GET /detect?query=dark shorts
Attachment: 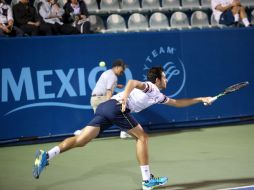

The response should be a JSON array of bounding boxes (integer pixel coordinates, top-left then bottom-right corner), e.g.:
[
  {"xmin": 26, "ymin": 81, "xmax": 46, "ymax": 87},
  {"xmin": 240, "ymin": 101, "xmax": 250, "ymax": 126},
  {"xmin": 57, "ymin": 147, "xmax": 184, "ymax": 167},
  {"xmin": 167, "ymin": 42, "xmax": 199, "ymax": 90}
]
[
  {"xmin": 219, "ymin": 10, "xmax": 235, "ymax": 26},
  {"xmin": 87, "ymin": 99, "xmax": 139, "ymax": 131}
]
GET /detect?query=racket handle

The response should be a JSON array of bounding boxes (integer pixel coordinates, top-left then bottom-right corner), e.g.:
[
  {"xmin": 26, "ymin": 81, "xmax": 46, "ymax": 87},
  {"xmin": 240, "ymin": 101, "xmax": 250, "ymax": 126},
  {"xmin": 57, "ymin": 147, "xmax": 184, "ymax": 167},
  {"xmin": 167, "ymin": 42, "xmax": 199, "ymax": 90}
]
[{"xmin": 204, "ymin": 96, "xmax": 218, "ymax": 106}]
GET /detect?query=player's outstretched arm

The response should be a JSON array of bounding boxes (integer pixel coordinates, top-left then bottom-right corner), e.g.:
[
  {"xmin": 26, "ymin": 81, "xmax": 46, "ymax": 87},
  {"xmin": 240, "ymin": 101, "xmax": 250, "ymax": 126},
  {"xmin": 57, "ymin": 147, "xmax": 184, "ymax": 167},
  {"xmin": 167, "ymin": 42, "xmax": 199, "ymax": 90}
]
[
  {"xmin": 121, "ymin": 80, "xmax": 146, "ymax": 112},
  {"xmin": 165, "ymin": 97, "xmax": 212, "ymax": 108}
]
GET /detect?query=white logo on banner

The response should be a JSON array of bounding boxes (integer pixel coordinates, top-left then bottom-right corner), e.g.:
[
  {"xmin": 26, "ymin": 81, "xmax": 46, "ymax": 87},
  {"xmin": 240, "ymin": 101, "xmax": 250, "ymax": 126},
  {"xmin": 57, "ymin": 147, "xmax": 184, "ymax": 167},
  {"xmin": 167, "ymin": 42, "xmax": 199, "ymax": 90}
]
[
  {"xmin": 1, "ymin": 67, "xmax": 132, "ymax": 116},
  {"xmin": 144, "ymin": 46, "xmax": 186, "ymax": 97}
]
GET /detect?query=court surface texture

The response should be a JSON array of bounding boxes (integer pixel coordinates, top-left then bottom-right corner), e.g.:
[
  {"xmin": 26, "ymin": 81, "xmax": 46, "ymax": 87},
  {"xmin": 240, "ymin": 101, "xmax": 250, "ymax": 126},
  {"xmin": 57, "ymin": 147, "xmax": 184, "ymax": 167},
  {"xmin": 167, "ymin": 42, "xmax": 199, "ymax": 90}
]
[{"xmin": 0, "ymin": 123, "xmax": 254, "ymax": 190}]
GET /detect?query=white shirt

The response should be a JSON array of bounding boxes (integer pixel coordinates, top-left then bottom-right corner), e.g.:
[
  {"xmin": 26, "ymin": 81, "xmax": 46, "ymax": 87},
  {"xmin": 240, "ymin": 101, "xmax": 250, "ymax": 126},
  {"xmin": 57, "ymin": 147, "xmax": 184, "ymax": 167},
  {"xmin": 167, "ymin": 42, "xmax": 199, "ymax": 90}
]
[
  {"xmin": 211, "ymin": 0, "xmax": 233, "ymax": 22},
  {"xmin": 71, "ymin": 4, "xmax": 81, "ymax": 15},
  {"xmin": 112, "ymin": 81, "xmax": 169, "ymax": 113},
  {"xmin": 39, "ymin": 0, "xmax": 64, "ymax": 25},
  {"xmin": 0, "ymin": 3, "xmax": 13, "ymax": 24},
  {"xmin": 92, "ymin": 69, "xmax": 117, "ymax": 96}
]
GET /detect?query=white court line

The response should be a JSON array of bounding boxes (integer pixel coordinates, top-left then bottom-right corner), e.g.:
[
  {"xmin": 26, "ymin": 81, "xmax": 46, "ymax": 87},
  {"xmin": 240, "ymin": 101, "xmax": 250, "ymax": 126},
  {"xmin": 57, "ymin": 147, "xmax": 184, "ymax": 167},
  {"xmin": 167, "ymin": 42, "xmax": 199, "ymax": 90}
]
[{"xmin": 217, "ymin": 185, "xmax": 254, "ymax": 190}]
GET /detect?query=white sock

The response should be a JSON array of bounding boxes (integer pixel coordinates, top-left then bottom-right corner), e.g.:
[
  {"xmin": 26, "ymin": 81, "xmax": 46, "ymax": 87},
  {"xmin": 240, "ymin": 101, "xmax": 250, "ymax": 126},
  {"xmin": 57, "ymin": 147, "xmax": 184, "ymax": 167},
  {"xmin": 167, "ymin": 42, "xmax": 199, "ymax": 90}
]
[
  {"xmin": 242, "ymin": 18, "xmax": 250, "ymax": 27},
  {"xmin": 47, "ymin": 146, "xmax": 60, "ymax": 160},
  {"xmin": 140, "ymin": 165, "xmax": 151, "ymax": 181},
  {"xmin": 234, "ymin": 14, "xmax": 239, "ymax": 22}
]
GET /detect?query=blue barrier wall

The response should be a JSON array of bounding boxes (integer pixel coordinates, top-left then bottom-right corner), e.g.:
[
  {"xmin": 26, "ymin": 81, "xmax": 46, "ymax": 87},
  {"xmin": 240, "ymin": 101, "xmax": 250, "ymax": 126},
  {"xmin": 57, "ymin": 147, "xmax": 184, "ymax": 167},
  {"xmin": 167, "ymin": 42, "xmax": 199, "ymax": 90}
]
[{"xmin": 0, "ymin": 28, "xmax": 254, "ymax": 141}]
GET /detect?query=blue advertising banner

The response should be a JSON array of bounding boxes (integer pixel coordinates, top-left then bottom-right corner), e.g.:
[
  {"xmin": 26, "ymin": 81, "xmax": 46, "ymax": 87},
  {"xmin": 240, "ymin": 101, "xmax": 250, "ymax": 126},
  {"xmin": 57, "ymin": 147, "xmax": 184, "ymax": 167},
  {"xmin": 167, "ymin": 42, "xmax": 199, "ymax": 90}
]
[{"xmin": 0, "ymin": 28, "xmax": 254, "ymax": 141}]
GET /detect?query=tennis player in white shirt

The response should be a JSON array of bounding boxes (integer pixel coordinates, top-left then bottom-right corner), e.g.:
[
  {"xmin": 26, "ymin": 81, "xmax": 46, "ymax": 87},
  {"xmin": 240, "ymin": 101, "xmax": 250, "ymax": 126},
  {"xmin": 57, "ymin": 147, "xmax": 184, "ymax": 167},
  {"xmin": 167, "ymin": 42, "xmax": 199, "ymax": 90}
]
[{"xmin": 33, "ymin": 66, "xmax": 213, "ymax": 190}]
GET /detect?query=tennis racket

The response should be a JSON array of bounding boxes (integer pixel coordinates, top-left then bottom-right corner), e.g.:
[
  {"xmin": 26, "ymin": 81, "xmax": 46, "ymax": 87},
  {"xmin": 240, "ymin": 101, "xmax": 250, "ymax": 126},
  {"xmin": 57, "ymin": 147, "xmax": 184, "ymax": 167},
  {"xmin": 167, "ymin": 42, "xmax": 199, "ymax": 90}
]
[{"xmin": 204, "ymin": 81, "xmax": 249, "ymax": 106}]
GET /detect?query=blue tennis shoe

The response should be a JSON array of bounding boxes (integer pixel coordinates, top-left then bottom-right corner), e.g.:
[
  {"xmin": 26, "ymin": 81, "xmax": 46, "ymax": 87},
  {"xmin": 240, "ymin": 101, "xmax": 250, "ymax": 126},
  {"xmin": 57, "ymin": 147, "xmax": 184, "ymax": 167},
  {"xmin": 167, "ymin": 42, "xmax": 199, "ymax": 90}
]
[
  {"xmin": 33, "ymin": 150, "xmax": 48, "ymax": 179},
  {"xmin": 142, "ymin": 174, "xmax": 168, "ymax": 190}
]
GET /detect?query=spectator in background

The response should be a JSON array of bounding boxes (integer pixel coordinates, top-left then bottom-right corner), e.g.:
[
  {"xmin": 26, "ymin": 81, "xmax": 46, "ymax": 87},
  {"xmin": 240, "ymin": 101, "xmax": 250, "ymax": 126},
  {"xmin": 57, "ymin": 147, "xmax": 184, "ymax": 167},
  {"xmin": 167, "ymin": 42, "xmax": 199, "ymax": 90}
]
[
  {"xmin": 74, "ymin": 59, "xmax": 131, "ymax": 139},
  {"xmin": 211, "ymin": 0, "xmax": 251, "ymax": 27},
  {"xmin": 63, "ymin": 0, "xmax": 92, "ymax": 34},
  {"xmin": 38, "ymin": 0, "xmax": 79, "ymax": 35},
  {"xmin": 13, "ymin": 0, "xmax": 52, "ymax": 36},
  {"xmin": 90, "ymin": 60, "xmax": 126, "ymax": 112},
  {"xmin": 0, "ymin": 0, "xmax": 23, "ymax": 37}
]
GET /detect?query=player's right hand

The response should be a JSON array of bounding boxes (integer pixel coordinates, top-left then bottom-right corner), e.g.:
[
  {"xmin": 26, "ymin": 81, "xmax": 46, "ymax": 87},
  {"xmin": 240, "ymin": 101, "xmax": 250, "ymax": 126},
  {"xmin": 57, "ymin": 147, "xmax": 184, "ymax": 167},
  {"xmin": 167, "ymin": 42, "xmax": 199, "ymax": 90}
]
[{"xmin": 203, "ymin": 97, "xmax": 217, "ymax": 106}]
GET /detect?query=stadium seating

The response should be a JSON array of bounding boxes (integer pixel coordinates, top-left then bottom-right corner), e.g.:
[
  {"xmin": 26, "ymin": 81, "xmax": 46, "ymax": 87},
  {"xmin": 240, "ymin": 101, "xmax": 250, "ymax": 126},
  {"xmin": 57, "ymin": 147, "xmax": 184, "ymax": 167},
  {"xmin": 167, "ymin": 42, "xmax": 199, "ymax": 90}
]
[
  {"xmin": 190, "ymin": 10, "xmax": 210, "ymax": 28},
  {"xmin": 106, "ymin": 14, "xmax": 127, "ymax": 32},
  {"xmin": 89, "ymin": 15, "xmax": 106, "ymax": 33},
  {"xmin": 57, "ymin": 0, "xmax": 67, "ymax": 8},
  {"xmin": 33, "ymin": 0, "xmax": 41, "ymax": 10},
  {"xmin": 100, "ymin": 0, "xmax": 121, "ymax": 13},
  {"xmin": 121, "ymin": 0, "xmax": 141, "ymax": 13},
  {"xmin": 128, "ymin": 13, "xmax": 149, "ymax": 31},
  {"xmin": 149, "ymin": 12, "xmax": 170, "ymax": 31},
  {"xmin": 8, "ymin": 0, "xmax": 253, "ymax": 34},
  {"xmin": 10, "ymin": 0, "xmax": 18, "ymax": 6},
  {"xmin": 141, "ymin": 0, "xmax": 161, "ymax": 12},
  {"xmin": 200, "ymin": 0, "xmax": 211, "ymax": 9},
  {"xmin": 241, "ymin": 0, "xmax": 254, "ymax": 8},
  {"xmin": 84, "ymin": 0, "xmax": 99, "ymax": 13},
  {"xmin": 161, "ymin": 0, "xmax": 181, "ymax": 11},
  {"xmin": 170, "ymin": 11, "xmax": 190, "ymax": 29},
  {"xmin": 181, "ymin": 0, "xmax": 201, "ymax": 10},
  {"xmin": 210, "ymin": 13, "xmax": 225, "ymax": 28}
]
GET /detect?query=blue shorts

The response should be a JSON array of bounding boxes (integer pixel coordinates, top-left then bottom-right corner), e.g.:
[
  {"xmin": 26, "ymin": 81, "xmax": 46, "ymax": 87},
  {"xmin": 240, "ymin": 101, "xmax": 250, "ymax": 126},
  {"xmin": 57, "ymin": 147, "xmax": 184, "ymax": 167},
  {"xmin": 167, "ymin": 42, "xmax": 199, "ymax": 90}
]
[
  {"xmin": 87, "ymin": 99, "xmax": 139, "ymax": 131},
  {"xmin": 219, "ymin": 10, "xmax": 235, "ymax": 26}
]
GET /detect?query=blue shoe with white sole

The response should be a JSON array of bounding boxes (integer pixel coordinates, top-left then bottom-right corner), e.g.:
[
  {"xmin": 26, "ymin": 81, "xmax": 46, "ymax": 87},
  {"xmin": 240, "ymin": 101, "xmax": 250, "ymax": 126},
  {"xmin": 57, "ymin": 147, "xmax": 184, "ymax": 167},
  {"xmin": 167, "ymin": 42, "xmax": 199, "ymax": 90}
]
[
  {"xmin": 33, "ymin": 150, "xmax": 48, "ymax": 179},
  {"xmin": 142, "ymin": 174, "xmax": 168, "ymax": 190}
]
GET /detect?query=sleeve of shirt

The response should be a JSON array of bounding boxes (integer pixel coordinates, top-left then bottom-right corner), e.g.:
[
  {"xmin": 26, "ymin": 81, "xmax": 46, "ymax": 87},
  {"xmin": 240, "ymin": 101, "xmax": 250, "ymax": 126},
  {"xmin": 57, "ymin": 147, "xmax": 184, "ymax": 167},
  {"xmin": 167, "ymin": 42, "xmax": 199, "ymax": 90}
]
[
  {"xmin": 142, "ymin": 82, "xmax": 169, "ymax": 103},
  {"xmin": 39, "ymin": 3, "xmax": 50, "ymax": 19},
  {"xmin": 142, "ymin": 82, "xmax": 152, "ymax": 93},
  {"xmin": 158, "ymin": 93, "xmax": 169, "ymax": 104}
]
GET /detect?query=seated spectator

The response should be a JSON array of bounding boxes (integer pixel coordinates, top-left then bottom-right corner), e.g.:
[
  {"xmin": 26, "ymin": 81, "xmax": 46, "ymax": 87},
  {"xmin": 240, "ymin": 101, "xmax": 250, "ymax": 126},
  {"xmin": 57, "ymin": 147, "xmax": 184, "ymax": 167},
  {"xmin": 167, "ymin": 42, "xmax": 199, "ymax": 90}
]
[
  {"xmin": 13, "ymin": 0, "xmax": 53, "ymax": 36},
  {"xmin": 38, "ymin": 0, "xmax": 79, "ymax": 35},
  {"xmin": 211, "ymin": 0, "xmax": 251, "ymax": 27},
  {"xmin": 63, "ymin": 0, "xmax": 92, "ymax": 34},
  {"xmin": 0, "ymin": 0, "xmax": 23, "ymax": 37}
]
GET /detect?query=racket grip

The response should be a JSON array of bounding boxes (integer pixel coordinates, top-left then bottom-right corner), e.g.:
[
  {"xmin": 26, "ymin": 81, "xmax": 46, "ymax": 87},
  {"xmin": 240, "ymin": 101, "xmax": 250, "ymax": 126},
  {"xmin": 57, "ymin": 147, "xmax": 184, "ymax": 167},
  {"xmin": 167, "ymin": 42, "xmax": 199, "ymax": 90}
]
[{"xmin": 204, "ymin": 96, "xmax": 218, "ymax": 106}]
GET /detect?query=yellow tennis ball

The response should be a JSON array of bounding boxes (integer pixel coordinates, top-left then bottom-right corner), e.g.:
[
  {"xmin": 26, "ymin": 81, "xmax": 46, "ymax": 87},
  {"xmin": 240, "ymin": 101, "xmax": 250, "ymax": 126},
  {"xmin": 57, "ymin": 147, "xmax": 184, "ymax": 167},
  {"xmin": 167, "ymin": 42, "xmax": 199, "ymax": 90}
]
[{"xmin": 99, "ymin": 61, "xmax": 106, "ymax": 67}]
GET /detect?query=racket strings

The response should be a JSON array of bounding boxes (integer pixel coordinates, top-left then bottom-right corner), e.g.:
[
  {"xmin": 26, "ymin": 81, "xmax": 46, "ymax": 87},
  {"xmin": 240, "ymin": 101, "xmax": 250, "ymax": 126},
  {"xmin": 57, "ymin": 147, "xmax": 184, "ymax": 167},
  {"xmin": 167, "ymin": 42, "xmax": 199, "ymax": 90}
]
[{"xmin": 225, "ymin": 82, "xmax": 249, "ymax": 93}]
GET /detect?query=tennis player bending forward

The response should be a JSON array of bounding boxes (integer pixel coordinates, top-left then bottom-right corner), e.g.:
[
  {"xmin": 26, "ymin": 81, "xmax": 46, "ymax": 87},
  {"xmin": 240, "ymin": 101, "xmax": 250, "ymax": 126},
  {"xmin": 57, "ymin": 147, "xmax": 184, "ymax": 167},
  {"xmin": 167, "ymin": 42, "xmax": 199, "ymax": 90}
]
[{"xmin": 33, "ymin": 66, "xmax": 213, "ymax": 190}]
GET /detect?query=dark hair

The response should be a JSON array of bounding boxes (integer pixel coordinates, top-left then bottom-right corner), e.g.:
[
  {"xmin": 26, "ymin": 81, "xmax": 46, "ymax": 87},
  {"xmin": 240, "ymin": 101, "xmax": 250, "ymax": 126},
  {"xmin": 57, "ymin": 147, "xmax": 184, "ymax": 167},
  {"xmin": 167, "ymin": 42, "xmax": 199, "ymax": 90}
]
[
  {"xmin": 112, "ymin": 59, "xmax": 126, "ymax": 70},
  {"xmin": 147, "ymin": 66, "xmax": 164, "ymax": 83}
]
